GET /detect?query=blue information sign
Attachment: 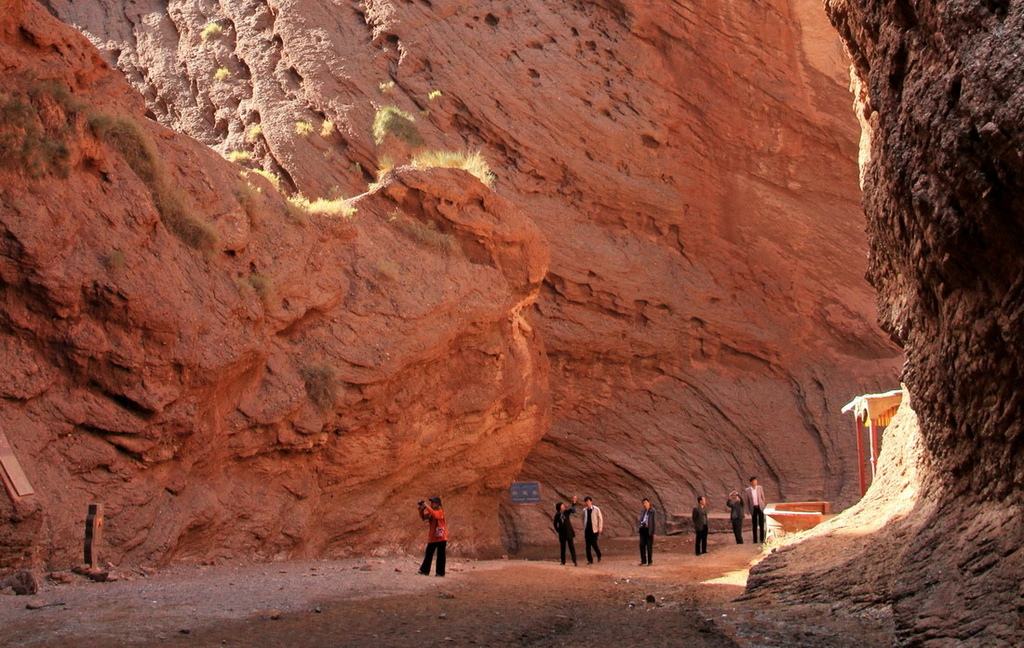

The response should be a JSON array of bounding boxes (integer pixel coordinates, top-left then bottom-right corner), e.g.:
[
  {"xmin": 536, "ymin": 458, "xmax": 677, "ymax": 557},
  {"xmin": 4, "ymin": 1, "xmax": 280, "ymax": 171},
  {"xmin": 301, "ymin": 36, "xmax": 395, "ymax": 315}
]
[{"xmin": 510, "ymin": 481, "xmax": 542, "ymax": 504}]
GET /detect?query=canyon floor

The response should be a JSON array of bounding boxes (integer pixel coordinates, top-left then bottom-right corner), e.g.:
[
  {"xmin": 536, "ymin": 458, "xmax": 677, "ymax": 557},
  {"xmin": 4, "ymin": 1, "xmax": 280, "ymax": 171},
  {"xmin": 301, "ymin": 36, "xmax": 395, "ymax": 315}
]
[{"xmin": 0, "ymin": 535, "xmax": 892, "ymax": 647}]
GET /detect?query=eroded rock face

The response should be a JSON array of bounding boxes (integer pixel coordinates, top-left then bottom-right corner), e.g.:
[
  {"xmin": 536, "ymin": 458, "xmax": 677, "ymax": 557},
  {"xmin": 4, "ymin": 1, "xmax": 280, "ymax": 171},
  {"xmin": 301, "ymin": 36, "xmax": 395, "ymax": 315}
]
[
  {"xmin": 1, "ymin": 0, "xmax": 549, "ymax": 567},
  {"xmin": 745, "ymin": 2, "xmax": 1024, "ymax": 645},
  {"xmin": 36, "ymin": 0, "xmax": 902, "ymax": 546}
]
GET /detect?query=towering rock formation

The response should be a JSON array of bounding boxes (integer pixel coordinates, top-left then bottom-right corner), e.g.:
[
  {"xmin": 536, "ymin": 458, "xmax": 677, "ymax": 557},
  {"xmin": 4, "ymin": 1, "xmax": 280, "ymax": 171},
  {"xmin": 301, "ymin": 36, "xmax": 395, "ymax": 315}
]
[
  {"xmin": 746, "ymin": 2, "xmax": 1024, "ymax": 646},
  {"xmin": 831, "ymin": 1, "xmax": 1023, "ymax": 644},
  {"xmin": 2, "ymin": 0, "xmax": 549, "ymax": 567},
  {"xmin": 35, "ymin": 0, "xmax": 900, "ymax": 547}
]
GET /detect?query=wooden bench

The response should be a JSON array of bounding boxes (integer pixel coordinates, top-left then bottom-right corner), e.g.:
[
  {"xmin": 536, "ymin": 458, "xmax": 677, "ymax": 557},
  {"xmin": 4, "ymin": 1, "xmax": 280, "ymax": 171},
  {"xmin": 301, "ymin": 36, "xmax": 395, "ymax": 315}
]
[{"xmin": 764, "ymin": 501, "xmax": 831, "ymax": 537}]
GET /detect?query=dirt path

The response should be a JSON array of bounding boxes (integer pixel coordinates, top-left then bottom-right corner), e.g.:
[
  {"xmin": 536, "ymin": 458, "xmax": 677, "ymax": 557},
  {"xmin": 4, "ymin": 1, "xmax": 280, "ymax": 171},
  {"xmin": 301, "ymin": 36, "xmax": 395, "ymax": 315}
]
[{"xmin": 0, "ymin": 535, "xmax": 892, "ymax": 647}]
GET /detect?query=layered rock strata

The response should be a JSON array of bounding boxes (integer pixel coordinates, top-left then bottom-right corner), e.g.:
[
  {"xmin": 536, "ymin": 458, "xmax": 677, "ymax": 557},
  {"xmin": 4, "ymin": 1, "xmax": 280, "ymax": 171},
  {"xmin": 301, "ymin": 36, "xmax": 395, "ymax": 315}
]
[
  {"xmin": 1, "ymin": 0, "xmax": 549, "ymax": 567},
  {"xmin": 37, "ymin": 0, "xmax": 902, "ymax": 546}
]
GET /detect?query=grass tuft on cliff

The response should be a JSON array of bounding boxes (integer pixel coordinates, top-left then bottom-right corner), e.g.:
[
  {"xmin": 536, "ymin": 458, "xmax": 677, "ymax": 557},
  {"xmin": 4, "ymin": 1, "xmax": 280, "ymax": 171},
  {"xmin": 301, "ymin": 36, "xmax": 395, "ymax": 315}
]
[
  {"xmin": 0, "ymin": 78, "xmax": 83, "ymax": 178},
  {"xmin": 392, "ymin": 217, "xmax": 458, "ymax": 255},
  {"xmin": 91, "ymin": 113, "xmax": 218, "ymax": 253},
  {"xmin": 239, "ymin": 272, "xmax": 274, "ymax": 305},
  {"xmin": 300, "ymin": 364, "xmax": 338, "ymax": 413},
  {"xmin": 411, "ymin": 149, "xmax": 495, "ymax": 187},
  {"xmin": 200, "ymin": 23, "xmax": 223, "ymax": 42},
  {"xmin": 288, "ymin": 195, "xmax": 356, "ymax": 218},
  {"xmin": 372, "ymin": 106, "xmax": 423, "ymax": 148}
]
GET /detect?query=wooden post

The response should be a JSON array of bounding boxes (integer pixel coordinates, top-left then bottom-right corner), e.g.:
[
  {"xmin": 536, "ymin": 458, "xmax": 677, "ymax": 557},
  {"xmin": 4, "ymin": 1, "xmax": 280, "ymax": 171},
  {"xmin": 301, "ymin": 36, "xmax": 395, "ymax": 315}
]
[
  {"xmin": 84, "ymin": 504, "xmax": 104, "ymax": 569},
  {"xmin": 867, "ymin": 419, "xmax": 879, "ymax": 483},
  {"xmin": 855, "ymin": 415, "xmax": 867, "ymax": 496}
]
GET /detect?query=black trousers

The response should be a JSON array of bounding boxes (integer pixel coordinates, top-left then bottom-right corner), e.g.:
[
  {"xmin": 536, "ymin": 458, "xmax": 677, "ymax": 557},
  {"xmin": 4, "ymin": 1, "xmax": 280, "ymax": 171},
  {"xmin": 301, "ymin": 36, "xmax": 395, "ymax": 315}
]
[
  {"xmin": 639, "ymin": 528, "xmax": 654, "ymax": 564},
  {"xmin": 420, "ymin": 540, "xmax": 446, "ymax": 576},
  {"xmin": 584, "ymin": 530, "xmax": 602, "ymax": 563},
  {"xmin": 695, "ymin": 527, "xmax": 708, "ymax": 555},
  {"xmin": 731, "ymin": 517, "xmax": 744, "ymax": 544},
  {"xmin": 559, "ymin": 536, "xmax": 577, "ymax": 565},
  {"xmin": 751, "ymin": 506, "xmax": 766, "ymax": 543}
]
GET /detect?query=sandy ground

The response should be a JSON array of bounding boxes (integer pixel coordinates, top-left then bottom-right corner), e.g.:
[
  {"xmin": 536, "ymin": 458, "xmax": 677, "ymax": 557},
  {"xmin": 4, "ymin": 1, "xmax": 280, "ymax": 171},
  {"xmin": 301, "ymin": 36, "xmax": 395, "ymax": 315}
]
[{"xmin": 0, "ymin": 535, "xmax": 893, "ymax": 647}]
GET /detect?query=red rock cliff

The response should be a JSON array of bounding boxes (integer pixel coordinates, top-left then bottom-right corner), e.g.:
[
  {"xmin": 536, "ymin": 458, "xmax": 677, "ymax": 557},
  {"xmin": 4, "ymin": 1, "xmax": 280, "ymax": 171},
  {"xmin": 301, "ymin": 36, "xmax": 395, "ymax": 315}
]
[
  {"xmin": 32, "ymin": 0, "xmax": 901, "ymax": 546},
  {"xmin": 2, "ymin": 0, "xmax": 549, "ymax": 567}
]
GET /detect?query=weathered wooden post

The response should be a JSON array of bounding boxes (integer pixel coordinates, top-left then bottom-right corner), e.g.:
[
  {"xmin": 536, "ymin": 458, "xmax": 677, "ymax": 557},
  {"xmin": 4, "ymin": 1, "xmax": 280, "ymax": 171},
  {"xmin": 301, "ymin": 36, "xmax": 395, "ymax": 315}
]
[{"xmin": 84, "ymin": 503, "xmax": 104, "ymax": 569}]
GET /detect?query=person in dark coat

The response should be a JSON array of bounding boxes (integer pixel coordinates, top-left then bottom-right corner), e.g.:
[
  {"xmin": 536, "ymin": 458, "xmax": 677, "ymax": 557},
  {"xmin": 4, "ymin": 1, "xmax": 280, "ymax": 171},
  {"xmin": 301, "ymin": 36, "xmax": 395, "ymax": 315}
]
[
  {"xmin": 637, "ymin": 498, "xmax": 657, "ymax": 565},
  {"xmin": 692, "ymin": 496, "xmax": 709, "ymax": 555},
  {"xmin": 553, "ymin": 497, "xmax": 579, "ymax": 566},
  {"xmin": 726, "ymin": 491, "xmax": 745, "ymax": 544}
]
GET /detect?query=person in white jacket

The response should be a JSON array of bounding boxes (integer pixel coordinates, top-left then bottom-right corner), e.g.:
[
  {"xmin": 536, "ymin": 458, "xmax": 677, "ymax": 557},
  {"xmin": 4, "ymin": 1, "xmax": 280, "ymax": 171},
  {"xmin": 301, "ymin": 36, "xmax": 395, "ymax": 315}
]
[
  {"xmin": 742, "ymin": 477, "xmax": 767, "ymax": 544},
  {"xmin": 581, "ymin": 496, "xmax": 604, "ymax": 564}
]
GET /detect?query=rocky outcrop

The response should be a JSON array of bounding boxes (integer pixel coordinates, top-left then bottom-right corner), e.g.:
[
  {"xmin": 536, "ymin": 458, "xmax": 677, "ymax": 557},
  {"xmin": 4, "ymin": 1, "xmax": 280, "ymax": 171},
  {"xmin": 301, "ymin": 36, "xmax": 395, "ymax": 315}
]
[
  {"xmin": 1, "ymin": 0, "xmax": 549, "ymax": 567},
  {"xmin": 745, "ymin": 2, "xmax": 1024, "ymax": 645},
  {"xmin": 833, "ymin": 1, "xmax": 1024, "ymax": 644},
  {"xmin": 745, "ymin": 396, "xmax": 929, "ymax": 613},
  {"xmin": 36, "ymin": 0, "xmax": 901, "ymax": 547}
]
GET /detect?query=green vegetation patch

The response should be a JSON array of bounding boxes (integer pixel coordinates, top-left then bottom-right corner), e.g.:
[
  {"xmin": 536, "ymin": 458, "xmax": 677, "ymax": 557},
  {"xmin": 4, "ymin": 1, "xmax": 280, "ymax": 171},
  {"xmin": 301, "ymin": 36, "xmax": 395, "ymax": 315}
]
[
  {"xmin": 372, "ymin": 106, "xmax": 423, "ymax": 148},
  {"xmin": 0, "ymin": 78, "xmax": 83, "ymax": 178},
  {"xmin": 91, "ymin": 113, "xmax": 218, "ymax": 253},
  {"xmin": 300, "ymin": 364, "xmax": 338, "ymax": 413}
]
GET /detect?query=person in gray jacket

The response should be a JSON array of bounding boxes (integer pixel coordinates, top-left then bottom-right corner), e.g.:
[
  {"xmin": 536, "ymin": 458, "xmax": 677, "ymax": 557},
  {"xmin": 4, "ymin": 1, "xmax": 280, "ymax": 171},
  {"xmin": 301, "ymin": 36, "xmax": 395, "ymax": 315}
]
[{"xmin": 742, "ymin": 477, "xmax": 767, "ymax": 544}]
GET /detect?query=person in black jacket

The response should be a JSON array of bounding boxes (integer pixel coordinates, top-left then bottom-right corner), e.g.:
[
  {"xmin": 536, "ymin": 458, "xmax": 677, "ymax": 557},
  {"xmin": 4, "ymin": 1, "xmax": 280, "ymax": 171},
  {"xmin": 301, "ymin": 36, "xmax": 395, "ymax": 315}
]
[
  {"xmin": 637, "ymin": 498, "xmax": 657, "ymax": 565},
  {"xmin": 726, "ymin": 491, "xmax": 745, "ymax": 544},
  {"xmin": 553, "ymin": 497, "xmax": 578, "ymax": 566},
  {"xmin": 692, "ymin": 496, "xmax": 709, "ymax": 556}
]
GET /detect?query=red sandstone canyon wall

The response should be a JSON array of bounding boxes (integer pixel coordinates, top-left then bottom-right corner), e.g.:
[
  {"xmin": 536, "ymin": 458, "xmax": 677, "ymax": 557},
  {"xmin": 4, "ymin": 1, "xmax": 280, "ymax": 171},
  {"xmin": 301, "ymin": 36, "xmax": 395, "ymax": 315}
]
[
  {"xmin": 3, "ymin": 0, "xmax": 901, "ymax": 566},
  {"xmin": 1, "ymin": 0, "xmax": 549, "ymax": 567},
  {"xmin": 746, "ymin": 2, "xmax": 1024, "ymax": 645}
]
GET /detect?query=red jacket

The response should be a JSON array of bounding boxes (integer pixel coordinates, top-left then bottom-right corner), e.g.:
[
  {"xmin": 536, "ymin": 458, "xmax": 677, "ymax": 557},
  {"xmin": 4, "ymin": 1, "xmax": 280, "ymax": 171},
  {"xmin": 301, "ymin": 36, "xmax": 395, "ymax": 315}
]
[{"xmin": 421, "ymin": 506, "xmax": 447, "ymax": 542}]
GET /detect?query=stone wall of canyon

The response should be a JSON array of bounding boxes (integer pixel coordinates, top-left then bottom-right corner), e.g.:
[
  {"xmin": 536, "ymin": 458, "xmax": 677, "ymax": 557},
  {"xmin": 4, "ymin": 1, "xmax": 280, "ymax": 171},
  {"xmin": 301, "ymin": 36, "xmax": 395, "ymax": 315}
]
[
  {"xmin": 745, "ymin": 2, "xmax": 1023, "ymax": 646},
  {"xmin": 3, "ymin": 0, "xmax": 901, "ymax": 567},
  {"xmin": 2, "ymin": 0, "xmax": 549, "ymax": 567},
  {"xmin": 32, "ymin": 0, "xmax": 900, "ymax": 549}
]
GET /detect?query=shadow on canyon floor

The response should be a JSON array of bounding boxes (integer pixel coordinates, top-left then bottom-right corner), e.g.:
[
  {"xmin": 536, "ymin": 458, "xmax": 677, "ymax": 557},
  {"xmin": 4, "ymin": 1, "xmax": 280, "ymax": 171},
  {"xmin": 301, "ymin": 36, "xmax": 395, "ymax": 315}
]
[{"xmin": 0, "ymin": 536, "xmax": 893, "ymax": 647}]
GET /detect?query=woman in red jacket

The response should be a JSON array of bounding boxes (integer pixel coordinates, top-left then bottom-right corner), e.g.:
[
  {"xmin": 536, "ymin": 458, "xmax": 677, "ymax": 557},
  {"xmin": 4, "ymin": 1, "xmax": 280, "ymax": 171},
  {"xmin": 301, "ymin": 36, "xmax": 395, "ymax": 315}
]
[{"xmin": 418, "ymin": 497, "xmax": 447, "ymax": 577}]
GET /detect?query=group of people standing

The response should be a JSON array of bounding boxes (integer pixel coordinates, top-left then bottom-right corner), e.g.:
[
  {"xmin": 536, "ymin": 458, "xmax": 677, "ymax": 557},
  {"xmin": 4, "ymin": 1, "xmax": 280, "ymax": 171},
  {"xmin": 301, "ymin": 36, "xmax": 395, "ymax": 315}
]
[
  {"xmin": 555, "ymin": 477, "xmax": 768, "ymax": 565},
  {"xmin": 417, "ymin": 477, "xmax": 770, "ymax": 577},
  {"xmin": 552, "ymin": 496, "xmax": 605, "ymax": 565},
  {"xmin": 695, "ymin": 476, "xmax": 767, "ymax": 555},
  {"xmin": 552, "ymin": 495, "xmax": 658, "ymax": 566}
]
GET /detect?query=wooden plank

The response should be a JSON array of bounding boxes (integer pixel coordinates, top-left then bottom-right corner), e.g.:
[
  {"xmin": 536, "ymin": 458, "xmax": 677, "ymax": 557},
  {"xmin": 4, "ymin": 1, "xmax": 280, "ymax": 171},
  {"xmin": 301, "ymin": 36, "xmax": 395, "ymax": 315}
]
[{"xmin": 0, "ymin": 430, "xmax": 35, "ymax": 498}]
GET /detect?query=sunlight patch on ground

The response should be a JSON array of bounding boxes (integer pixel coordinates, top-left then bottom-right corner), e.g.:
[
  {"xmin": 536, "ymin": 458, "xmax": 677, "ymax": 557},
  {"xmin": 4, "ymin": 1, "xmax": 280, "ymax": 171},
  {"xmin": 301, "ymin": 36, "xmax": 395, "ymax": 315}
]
[{"xmin": 701, "ymin": 568, "xmax": 750, "ymax": 588}]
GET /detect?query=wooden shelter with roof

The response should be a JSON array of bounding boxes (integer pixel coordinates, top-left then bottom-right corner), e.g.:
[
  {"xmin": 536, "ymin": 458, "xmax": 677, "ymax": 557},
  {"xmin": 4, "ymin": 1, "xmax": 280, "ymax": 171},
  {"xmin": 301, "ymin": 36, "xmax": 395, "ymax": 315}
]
[{"xmin": 841, "ymin": 388, "xmax": 904, "ymax": 496}]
